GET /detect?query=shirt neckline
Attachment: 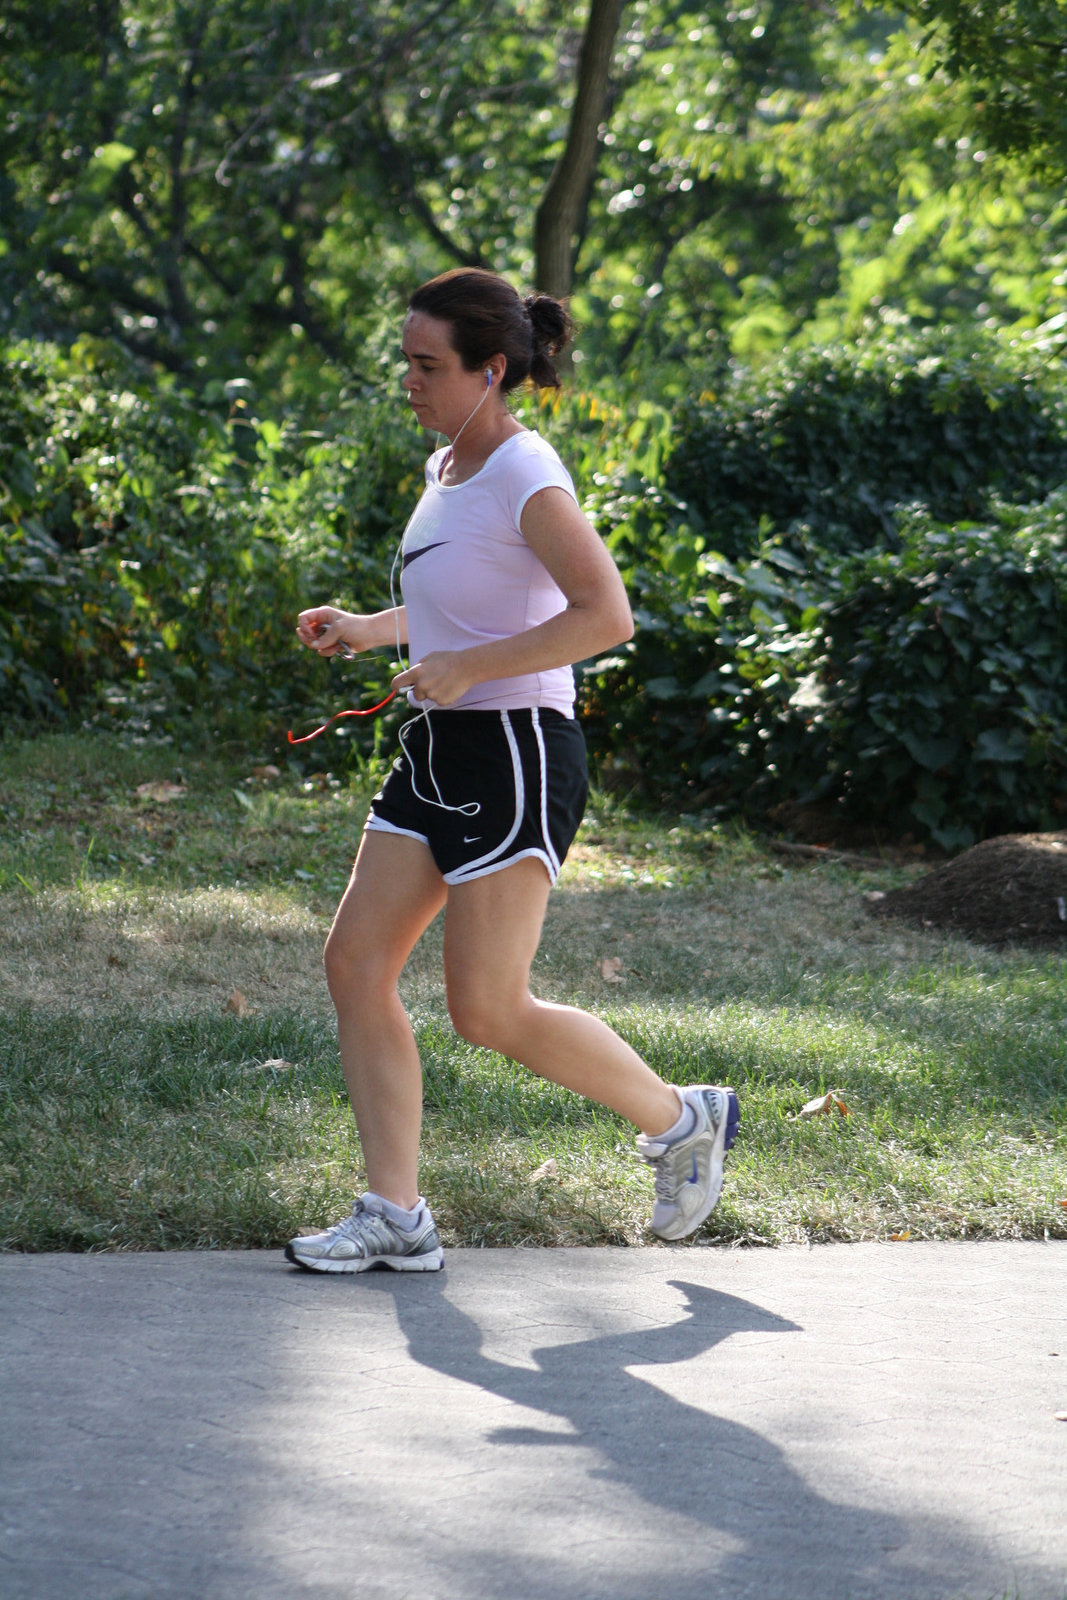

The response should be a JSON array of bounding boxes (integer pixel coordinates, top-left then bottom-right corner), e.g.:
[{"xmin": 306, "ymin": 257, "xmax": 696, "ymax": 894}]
[{"xmin": 431, "ymin": 428, "xmax": 531, "ymax": 491}]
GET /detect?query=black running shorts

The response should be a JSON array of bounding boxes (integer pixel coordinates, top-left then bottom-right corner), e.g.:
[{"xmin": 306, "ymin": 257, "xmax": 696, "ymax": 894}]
[{"xmin": 365, "ymin": 707, "xmax": 588, "ymax": 885}]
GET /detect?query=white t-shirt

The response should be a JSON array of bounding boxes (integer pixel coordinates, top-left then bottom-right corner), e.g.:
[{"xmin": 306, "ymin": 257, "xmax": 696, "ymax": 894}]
[{"xmin": 399, "ymin": 430, "xmax": 578, "ymax": 715}]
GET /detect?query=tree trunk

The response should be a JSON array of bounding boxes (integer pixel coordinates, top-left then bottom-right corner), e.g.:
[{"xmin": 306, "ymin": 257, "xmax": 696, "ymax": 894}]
[{"xmin": 534, "ymin": 0, "xmax": 625, "ymax": 299}]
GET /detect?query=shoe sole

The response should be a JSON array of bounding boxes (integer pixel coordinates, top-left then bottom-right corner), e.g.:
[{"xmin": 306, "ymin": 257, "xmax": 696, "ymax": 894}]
[
  {"xmin": 284, "ymin": 1243, "xmax": 444, "ymax": 1273},
  {"xmin": 652, "ymin": 1087, "xmax": 740, "ymax": 1242}
]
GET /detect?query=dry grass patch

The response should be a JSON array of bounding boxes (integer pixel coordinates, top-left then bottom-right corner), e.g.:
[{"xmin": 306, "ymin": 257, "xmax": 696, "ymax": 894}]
[{"xmin": 0, "ymin": 885, "xmax": 331, "ymax": 1017}]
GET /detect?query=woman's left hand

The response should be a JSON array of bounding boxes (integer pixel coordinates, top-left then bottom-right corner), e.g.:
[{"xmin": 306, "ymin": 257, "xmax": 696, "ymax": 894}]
[{"xmin": 392, "ymin": 651, "xmax": 473, "ymax": 707}]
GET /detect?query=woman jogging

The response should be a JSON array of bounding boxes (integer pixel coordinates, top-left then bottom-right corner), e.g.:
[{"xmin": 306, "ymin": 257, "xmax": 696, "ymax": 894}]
[{"xmin": 286, "ymin": 268, "xmax": 739, "ymax": 1272}]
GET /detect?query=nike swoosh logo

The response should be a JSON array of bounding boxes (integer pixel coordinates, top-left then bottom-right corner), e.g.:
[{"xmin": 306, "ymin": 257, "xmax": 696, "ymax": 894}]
[{"xmin": 402, "ymin": 541, "xmax": 449, "ymax": 570}]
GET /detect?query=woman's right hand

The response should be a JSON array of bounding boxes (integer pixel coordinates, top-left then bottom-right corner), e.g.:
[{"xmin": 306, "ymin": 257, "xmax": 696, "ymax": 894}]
[{"xmin": 296, "ymin": 606, "xmax": 367, "ymax": 657}]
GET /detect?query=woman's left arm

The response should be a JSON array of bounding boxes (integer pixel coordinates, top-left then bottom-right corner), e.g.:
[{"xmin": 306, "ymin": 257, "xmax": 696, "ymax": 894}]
[{"xmin": 392, "ymin": 486, "xmax": 633, "ymax": 706}]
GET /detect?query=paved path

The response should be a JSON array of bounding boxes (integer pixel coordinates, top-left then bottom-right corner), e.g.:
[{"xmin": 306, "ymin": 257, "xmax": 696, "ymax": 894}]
[{"xmin": 1, "ymin": 1242, "xmax": 1065, "ymax": 1600}]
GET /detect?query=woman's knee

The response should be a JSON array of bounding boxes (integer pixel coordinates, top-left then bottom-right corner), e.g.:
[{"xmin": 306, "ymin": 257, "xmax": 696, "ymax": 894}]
[
  {"xmin": 447, "ymin": 982, "xmax": 529, "ymax": 1053},
  {"xmin": 323, "ymin": 926, "xmax": 392, "ymax": 1002}
]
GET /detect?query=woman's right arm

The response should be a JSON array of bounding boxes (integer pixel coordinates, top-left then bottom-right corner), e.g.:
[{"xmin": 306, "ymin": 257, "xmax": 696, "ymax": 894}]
[{"xmin": 296, "ymin": 605, "xmax": 408, "ymax": 658}]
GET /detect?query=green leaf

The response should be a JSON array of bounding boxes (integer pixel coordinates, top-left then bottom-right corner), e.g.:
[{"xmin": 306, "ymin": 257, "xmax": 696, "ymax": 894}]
[
  {"xmin": 91, "ymin": 142, "xmax": 137, "ymax": 173},
  {"xmin": 645, "ymin": 676, "xmax": 683, "ymax": 701},
  {"xmin": 900, "ymin": 732, "xmax": 960, "ymax": 770},
  {"xmin": 973, "ymin": 728, "xmax": 1029, "ymax": 763}
]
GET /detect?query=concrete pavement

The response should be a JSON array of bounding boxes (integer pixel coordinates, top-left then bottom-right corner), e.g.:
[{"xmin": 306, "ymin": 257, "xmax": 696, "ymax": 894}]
[{"xmin": 1, "ymin": 1242, "xmax": 1065, "ymax": 1600}]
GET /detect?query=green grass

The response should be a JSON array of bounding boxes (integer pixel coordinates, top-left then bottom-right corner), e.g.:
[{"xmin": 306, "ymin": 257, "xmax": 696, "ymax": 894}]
[{"xmin": 1, "ymin": 729, "xmax": 1064, "ymax": 1251}]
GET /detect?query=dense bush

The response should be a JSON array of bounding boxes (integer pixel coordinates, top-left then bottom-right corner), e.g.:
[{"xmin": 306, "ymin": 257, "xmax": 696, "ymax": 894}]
[
  {"xmin": 0, "ymin": 337, "xmax": 422, "ymax": 747},
  {"xmin": 665, "ymin": 333, "xmax": 1067, "ymax": 562},
  {"xmin": 579, "ymin": 332, "xmax": 1067, "ymax": 845},
  {"xmin": 583, "ymin": 492, "xmax": 1067, "ymax": 848},
  {"xmin": 785, "ymin": 501, "xmax": 1067, "ymax": 848}
]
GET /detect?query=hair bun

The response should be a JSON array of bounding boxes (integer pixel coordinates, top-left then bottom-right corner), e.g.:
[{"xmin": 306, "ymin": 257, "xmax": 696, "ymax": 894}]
[{"xmin": 523, "ymin": 293, "xmax": 573, "ymax": 358}]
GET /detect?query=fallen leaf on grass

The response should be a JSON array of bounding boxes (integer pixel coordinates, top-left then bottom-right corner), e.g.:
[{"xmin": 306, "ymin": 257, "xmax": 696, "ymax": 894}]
[
  {"xmin": 135, "ymin": 780, "xmax": 186, "ymax": 803},
  {"xmin": 224, "ymin": 989, "xmax": 251, "ymax": 1016},
  {"xmin": 889, "ymin": 1231, "xmax": 912, "ymax": 1242},
  {"xmin": 528, "ymin": 1159, "xmax": 558, "ymax": 1183},
  {"xmin": 1058, "ymin": 1200, "xmax": 1067, "ymax": 1210},
  {"xmin": 795, "ymin": 1091, "xmax": 850, "ymax": 1119},
  {"xmin": 257, "ymin": 1058, "xmax": 294, "ymax": 1072},
  {"xmin": 597, "ymin": 956, "xmax": 624, "ymax": 983}
]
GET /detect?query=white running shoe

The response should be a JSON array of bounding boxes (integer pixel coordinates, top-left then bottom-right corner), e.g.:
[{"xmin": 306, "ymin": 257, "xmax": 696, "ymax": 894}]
[
  {"xmin": 636, "ymin": 1086, "xmax": 741, "ymax": 1240},
  {"xmin": 285, "ymin": 1195, "xmax": 444, "ymax": 1273}
]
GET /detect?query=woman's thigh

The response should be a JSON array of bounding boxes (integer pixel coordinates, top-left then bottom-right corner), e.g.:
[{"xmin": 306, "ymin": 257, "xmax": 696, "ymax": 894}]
[
  {"xmin": 442, "ymin": 857, "xmax": 551, "ymax": 1031},
  {"xmin": 325, "ymin": 828, "xmax": 447, "ymax": 988}
]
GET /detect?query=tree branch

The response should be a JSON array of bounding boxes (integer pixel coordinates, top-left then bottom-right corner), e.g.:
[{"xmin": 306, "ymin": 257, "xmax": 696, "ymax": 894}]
[
  {"xmin": 44, "ymin": 248, "xmax": 171, "ymax": 323},
  {"xmin": 367, "ymin": 103, "xmax": 487, "ymax": 269}
]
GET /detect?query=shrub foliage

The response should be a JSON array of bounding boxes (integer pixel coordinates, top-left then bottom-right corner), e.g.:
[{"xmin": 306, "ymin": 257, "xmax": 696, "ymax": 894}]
[
  {"xmin": 665, "ymin": 333, "xmax": 1067, "ymax": 560},
  {"xmin": 4, "ymin": 330, "xmax": 1066, "ymax": 847},
  {"xmin": 788, "ymin": 507, "xmax": 1067, "ymax": 848},
  {"xmin": 0, "ymin": 337, "xmax": 421, "ymax": 745},
  {"xmin": 584, "ymin": 334, "xmax": 1067, "ymax": 846}
]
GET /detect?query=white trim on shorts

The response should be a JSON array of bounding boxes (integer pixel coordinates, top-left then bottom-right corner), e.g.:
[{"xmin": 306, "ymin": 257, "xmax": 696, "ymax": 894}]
[
  {"xmin": 363, "ymin": 816, "xmax": 430, "ymax": 847},
  {"xmin": 532, "ymin": 710, "xmax": 561, "ymax": 880}
]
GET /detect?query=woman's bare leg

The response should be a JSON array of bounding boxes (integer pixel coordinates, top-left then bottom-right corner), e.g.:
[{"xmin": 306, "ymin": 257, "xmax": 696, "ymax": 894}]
[
  {"xmin": 443, "ymin": 858, "xmax": 681, "ymax": 1135},
  {"xmin": 323, "ymin": 830, "xmax": 446, "ymax": 1208}
]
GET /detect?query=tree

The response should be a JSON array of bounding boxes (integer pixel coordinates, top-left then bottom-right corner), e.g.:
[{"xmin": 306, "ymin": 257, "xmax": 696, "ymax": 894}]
[
  {"xmin": 0, "ymin": 0, "xmax": 836, "ymax": 385},
  {"xmin": 534, "ymin": 0, "xmax": 625, "ymax": 296},
  {"xmin": 892, "ymin": 0, "xmax": 1067, "ymax": 172},
  {"xmin": 2, "ymin": 0, "xmax": 1062, "ymax": 396},
  {"xmin": 0, "ymin": 0, "xmax": 565, "ymax": 387}
]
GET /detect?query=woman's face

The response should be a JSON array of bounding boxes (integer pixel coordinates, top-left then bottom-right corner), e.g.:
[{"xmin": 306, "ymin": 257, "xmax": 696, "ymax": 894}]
[{"xmin": 401, "ymin": 311, "xmax": 490, "ymax": 437}]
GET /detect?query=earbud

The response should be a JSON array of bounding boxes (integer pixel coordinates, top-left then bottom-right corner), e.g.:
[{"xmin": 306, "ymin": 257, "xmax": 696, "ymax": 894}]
[{"xmin": 485, "ymin": 370, "xmax": 493, "ymax": 386}]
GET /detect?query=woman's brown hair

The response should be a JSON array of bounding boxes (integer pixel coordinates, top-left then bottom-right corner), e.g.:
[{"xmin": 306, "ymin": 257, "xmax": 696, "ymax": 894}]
[{"xmin": 408, "ymin": 268, "xmax": 574, "ymax": 393}]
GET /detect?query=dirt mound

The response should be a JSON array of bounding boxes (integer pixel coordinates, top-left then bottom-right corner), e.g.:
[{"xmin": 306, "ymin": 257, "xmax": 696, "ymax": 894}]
[{"xmin": 869, "ymin": 832, "xmax": 1067, "ymax": 948}]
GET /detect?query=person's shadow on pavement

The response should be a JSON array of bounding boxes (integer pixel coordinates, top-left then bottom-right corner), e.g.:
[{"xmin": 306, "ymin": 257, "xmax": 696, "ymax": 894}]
[{"xmin": 364, "ymin": 1270, "xmax": 972, "ymax": 1600}]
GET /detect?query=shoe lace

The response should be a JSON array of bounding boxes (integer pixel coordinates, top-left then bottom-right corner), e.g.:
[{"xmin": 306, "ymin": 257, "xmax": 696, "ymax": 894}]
[
  {"xmin": 333, "ymin": 1202, "xmax": 406, "ymax": 1251},
  {"xmin": 327, "ymin": 1202, "xmax": 371, "ymax": 1242},
  {"xmin": 642, "ymin": 1144, "xmax": 682, "ymax": 1203}
]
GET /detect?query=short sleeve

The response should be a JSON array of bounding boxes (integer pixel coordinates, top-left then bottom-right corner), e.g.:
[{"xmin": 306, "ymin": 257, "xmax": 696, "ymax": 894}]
[{"xmin": 500, "ymin": 435, "xmax": 578, "ymax": 532}]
